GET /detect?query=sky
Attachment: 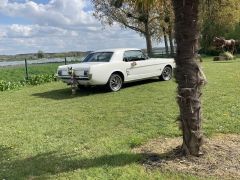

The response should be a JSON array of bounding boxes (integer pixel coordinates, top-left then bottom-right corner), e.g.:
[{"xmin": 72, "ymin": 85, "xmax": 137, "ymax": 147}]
[{"xmin": 0, "ymin": 0, "xmax": 160, "ymax": 55}]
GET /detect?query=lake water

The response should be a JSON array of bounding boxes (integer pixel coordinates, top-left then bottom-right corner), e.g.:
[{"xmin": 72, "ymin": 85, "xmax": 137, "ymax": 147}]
[{"xmin": 0, "ymin": 57, "xmax": 83, "ymax": 67}]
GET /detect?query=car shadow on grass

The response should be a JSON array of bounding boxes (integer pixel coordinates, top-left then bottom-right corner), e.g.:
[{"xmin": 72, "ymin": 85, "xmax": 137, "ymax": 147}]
[
  {"xmin": 32, "ymin": 79, "xmax": 161, "ymax": 100},
  {"xmin": 32, "ymin": 86, "xmax": 109, "ymax": 100}
]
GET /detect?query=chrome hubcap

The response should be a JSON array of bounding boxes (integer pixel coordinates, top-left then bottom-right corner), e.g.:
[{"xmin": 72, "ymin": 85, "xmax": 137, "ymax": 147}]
[
  {"xmin": 162, "ymin": 67, "xmax": 172, "ymax": 80},
  {"xmin": 110, "ymin": 75, "xmax": 122, "ymax": 91}
]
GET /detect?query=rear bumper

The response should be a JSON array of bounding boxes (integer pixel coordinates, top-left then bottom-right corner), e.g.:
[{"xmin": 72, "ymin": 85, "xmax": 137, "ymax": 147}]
[
  {"xmin": 59, "ymin": 76, "xmax": 90, "ymax": 81},
  {"xmin": 57, "ymin": 76, "xmax": 104, "ymax": 86}
]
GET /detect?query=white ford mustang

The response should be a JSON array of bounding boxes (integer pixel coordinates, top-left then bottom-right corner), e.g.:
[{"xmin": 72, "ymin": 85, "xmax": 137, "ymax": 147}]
[{"xmin": 57, "ymin": 48, "xmax": 175, "ymax": 91}]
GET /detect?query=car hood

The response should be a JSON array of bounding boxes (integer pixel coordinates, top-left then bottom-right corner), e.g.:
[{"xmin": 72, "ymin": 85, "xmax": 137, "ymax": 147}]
[{"xmin": 58, "ymin": 62, "xmax": 107, "ymax": 70}]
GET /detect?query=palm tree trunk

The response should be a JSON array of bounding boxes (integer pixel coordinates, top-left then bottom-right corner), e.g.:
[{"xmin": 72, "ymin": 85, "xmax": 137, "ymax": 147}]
[
  {"xmin": 163, "ymin": 27, "xmax": 169, "ymax": 55},
  {"xmin": 173, "ymin": 0, "xmax": 206, "ymax": 156}
]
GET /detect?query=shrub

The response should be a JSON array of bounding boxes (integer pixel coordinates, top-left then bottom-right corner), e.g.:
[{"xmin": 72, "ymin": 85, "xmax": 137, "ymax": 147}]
[
  {"xmin": 0, "ymin": 80, "xmax": 25, "ymax": 91},
  {"xmin": 0, "ymin": 74, "xmax": 57, "ymax": 92},
  {"xmin": 203, "ymin": 47, "xmax": 221, "ymax": 56},
  {"xmin": 220, "ymin": 51, "xmax": 234, "ymax": 60},
  {"xmin": 27, "ymin": 74, "xmax": 56, "ymax": 85}
]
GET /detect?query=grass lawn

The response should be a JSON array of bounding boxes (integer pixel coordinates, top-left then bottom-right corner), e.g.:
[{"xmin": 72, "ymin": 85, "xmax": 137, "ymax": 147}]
[{"xmin": 0, "ymin": 57, "xmax": 239, "ymax": 179}]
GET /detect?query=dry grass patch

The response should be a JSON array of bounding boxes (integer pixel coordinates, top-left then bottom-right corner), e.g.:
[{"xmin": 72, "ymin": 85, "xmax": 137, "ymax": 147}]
[{"xmin": 134, "ymin": 134, "xmax": 240, "ymax": 180}]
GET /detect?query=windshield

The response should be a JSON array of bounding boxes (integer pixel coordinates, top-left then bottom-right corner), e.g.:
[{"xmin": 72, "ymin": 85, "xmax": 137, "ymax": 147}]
[{"xmin": 82, "ymin": 52, "xmax": 113, "ymax": 62}]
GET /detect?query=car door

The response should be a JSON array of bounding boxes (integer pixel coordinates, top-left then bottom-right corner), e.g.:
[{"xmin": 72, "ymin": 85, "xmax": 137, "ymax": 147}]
[{"xmin": 123, "ymin": 50, "xmax": 161, "ymax": 81}]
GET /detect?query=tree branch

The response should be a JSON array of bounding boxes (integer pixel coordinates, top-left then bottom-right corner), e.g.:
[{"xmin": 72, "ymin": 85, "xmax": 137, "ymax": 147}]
[{"xmin": 122, "ymin": 22, "xmax": 145, "ymax": 34}]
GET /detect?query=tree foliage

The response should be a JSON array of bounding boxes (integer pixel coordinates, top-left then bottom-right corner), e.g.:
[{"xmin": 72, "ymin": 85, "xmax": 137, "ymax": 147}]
[
  {"xmin": 200, "ymin": 0, "xmax": 240, "ymax": 52},
  {"xmin": 37, "ymin": 50, "xmax": 44, "ymax": 59},
  {"xmin": 157, "ymin": 0, "xmax": 175, "ymax": 55},
  {"xmin": 92, "ymin": 0, "xmax": 166, "ymax": 55}
]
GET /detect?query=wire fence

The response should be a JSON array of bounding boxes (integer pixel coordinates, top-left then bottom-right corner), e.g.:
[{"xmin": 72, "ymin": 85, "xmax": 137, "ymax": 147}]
[{"xmin": 0, "ymin": 56, "xmax": 84, "ymax": 82}]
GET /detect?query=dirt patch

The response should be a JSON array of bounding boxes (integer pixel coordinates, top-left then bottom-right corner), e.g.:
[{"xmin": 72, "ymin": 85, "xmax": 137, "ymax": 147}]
[{"xmin": 133, "ymin": 134, "xmax": 240, "ymax": 179}]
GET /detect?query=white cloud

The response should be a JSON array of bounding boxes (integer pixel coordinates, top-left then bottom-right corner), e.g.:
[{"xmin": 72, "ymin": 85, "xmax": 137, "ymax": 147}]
[
  {"xmin": 9, "ymin": 24, "xmax": 33, "ymax": 37},
  {"xmin": 0, "ymin": 0, "xmax": 96, "ymax": 27},
  {"xmin": 4, "ymin": 24, "xmax": 79, "ymax": 38},
  {"xmin": 0, "ymin": 0, "xmax": 8, "ymax": 8},
  {"xmin": 0, "ymin": 30, "xmax": 7, "ymax": 38},
  {"xmin": 0, "ymin": 0, "xmax": 162, "ymax": 55},
  {"xmin": 0, "ymin": 23, "xmax": 148, "ymax": 54}
]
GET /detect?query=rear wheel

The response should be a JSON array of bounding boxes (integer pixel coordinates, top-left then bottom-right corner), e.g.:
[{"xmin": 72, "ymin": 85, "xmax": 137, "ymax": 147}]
[
  {"xmin": 107, "ymin": 73, "xmax": 123, "ymax": 92},
  {"xmin": 160, "ymin": 66, "xmax": 172, "ymax": 81}
]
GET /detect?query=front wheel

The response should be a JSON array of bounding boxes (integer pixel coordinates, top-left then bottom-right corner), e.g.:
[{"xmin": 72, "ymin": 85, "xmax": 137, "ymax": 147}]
[
  {"xmin": 160, "ymin": 66, "xmax": 172, "ymax": 81},
  {"xmin": 107, "ymin": 73, "xmax": 123, "ymax": 92}
]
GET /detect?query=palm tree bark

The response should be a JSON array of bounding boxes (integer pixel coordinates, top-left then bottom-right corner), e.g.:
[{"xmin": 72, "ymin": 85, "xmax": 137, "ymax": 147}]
[{"xmin": 173, "ymin": 0, "xmax": 206, "ymax": 156}]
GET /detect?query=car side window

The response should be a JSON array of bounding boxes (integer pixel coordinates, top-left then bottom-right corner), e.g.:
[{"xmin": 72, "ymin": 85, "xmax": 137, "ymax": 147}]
[
  {"xmin": 83, "ymin": 52, "xmax": 113, "ymax": 62},
  {"xmin": 123, "ymin": 50, "xmax": 147, "ymax": 62}
]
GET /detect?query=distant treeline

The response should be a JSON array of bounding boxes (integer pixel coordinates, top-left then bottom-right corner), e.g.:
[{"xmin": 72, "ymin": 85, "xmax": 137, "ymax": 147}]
[{"xmin": 0, "ymin": 51, "xmax": 91, "ymax": 61}]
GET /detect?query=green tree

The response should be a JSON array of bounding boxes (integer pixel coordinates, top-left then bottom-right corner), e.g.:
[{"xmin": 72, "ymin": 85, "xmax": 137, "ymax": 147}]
[
  {"xmin": 200, "ymin": 0, "xmax": 240, "ymax": 52},
  {"xmin": 37, "ymin": 50, "xmax": 44, "ymax": 59},
  {"xmin": 92, "ymin": 0, "xmax": 163, "ymax": 56},
  {"xmin": 163, "ymin": 0, "xmax": 174, "ymax": 55},
  {"xmin": 154, "ymin": 0, "xmax": 174, "ymax": 55}
]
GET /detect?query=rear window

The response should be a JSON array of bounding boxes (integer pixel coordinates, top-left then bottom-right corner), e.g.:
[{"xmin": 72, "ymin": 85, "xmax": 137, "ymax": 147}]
[{"xmin": 82, "ymin": 52, "xmax": 113, "ymax": 62}]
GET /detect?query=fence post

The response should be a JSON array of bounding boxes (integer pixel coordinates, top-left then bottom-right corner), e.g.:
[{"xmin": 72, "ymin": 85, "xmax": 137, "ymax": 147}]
[
  {"xmin": 65, "ymin": 57, "xmax": 67, "ymax": 65},
  {"xmin": 24, "ymin": 59, "xmax": 29, "ymax": 80}
]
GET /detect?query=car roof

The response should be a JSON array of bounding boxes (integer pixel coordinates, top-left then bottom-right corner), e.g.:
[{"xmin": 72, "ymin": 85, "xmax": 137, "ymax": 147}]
[{"xmin": 93, "ymin": 48, "xmax": 141, "ymax": 53}]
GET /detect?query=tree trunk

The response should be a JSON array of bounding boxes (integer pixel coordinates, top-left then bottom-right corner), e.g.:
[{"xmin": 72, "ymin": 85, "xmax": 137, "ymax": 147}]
[
  {"xmin": 144, "ymin": 23, "xmax": 153, "ymax": 56},
  {"xmin": 168, "ymin": 28, "xmax": 174, "ymax": 56},
  {"xmin": 163, "ymin": 27, "xmax": 169, "ymax": 55},
  {"xmin": 173, "ymin": 0, "xmax": 206, "ymax": 156}
]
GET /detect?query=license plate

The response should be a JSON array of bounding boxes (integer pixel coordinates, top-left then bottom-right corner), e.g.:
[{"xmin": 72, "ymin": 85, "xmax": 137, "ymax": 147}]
[
  {"xmin": 76, "ymin": 70, "xmax": 84, "ymax": 76},
  {"xmin": 62, "ymin": 70, "xmax": 68, "ymax": 76}
]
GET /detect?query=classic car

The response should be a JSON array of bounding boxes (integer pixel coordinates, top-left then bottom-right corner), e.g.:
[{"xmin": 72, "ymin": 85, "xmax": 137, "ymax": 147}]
[{"xmin": 57, "ymin": 48, "xmax": 175, "ymax": 92}]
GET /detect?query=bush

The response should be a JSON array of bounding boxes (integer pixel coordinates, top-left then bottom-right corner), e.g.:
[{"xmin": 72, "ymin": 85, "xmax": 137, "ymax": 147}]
[
  {"xmin": 37, "ymin": 50, "xmax": 44, "ymax": 59},
  {"xmin": 236, "ymin": 45, "xmax": 240, "ymax": 54},
  {"xmin": 202, "ymin": 47, "xmax": 221, "ymax": 56},
  {"xmin": 27, "ymin": 74, "xmax": 56, "ymax": 85},
  {"xmin": 219, "ymin": 51, "xmax": 234, "ymax": 60},
  {"xmin": 0, "ymin": 74, "xmax": 56, "ymax": 92},
  {"xmin": 0, "ymin": 80, "xmax": 25, "ymax": 91}
]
